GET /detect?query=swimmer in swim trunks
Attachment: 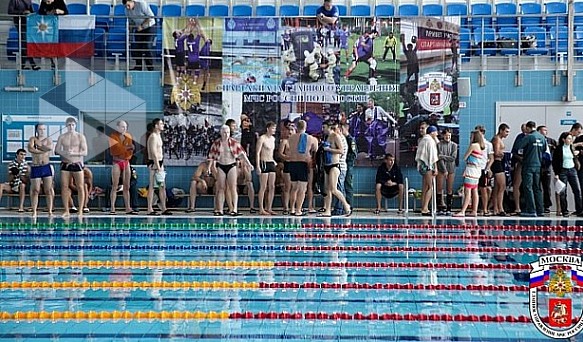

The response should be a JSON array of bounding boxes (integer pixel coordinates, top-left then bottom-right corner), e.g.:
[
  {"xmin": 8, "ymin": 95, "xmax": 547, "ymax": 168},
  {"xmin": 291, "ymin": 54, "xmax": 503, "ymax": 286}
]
[
  {"xmin": 208, "ymin": 124, "xmax": 254, "ymax": 216},
  {"xmin": 109, "ymin": 120, "xmax": 136, "ymax": 215},
  {"xmin": 256, "ymin": 121, "xmax": 277, "ymax": 215},
  {"xmin": 187, "ymin": 160, "xmax": 215, "ymax": 213},
  {"xmin": 287, "ymin": 120, "xmax": 318, "ymax": 216},
  {"xmin": 147, "ymin": 118, "xmax": 171, "ymax": 216},
  {"xmin": 319, "ymin": 121, "xmax": 352, "ymax": 217},
  {"xmin": 28, "ymin": 123, "xmax": 54, "ymax": 216},
  {"xmin": 277, "ymin": 121, "xmax": 296, "ymax": 215},
  {"xmin": 55, "ymin": 117, "xmax": 88, "ymax": 217}
]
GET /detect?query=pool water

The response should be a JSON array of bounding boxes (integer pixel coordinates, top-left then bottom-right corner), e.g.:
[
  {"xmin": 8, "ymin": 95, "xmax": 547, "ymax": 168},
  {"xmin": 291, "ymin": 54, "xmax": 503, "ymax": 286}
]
[{"xmin": 0, "ymin": 215, "xmax": 582, "ymax": 341}]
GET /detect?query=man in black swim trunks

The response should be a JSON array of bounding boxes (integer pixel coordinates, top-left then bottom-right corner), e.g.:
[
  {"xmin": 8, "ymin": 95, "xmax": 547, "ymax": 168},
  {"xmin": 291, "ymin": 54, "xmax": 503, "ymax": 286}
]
[
  {"xmin": 55, "ymin": 117, "xmax": 88, "ymax": 217},
  {"xmin": 287, "ymin": 120, "xmax": 318, "ymax": 216},
  {"xmin": 256, "ymin": 121, "xmax": 277, "ymax": 215}
]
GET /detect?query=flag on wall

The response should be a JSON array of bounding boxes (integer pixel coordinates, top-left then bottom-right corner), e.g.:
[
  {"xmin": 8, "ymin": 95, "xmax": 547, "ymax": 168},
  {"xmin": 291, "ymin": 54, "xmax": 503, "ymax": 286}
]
[{"xmin": 27, "ymin": 14, "xmax": 95, "ymax": 57}]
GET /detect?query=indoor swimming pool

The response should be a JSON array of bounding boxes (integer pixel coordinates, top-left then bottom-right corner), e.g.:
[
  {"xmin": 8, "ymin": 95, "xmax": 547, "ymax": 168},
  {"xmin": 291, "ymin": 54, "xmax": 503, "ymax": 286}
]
[{"xmin": 0, "ymin": 215, "xmax": 581, "ymax": 341}]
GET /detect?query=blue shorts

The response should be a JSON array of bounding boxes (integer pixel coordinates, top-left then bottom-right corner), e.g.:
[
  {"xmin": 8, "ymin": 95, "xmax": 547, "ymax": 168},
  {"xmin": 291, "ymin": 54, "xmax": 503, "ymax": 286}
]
[{"xmin": 30, "ymin": 164, "xmax": 53, "ymax": 179}]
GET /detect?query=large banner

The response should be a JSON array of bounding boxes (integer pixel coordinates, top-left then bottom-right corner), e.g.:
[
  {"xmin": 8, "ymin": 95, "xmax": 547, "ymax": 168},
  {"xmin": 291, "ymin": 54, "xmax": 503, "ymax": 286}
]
[{"xmin": 163, "ymin": 16, "xmax": 460, "ymax": 167}]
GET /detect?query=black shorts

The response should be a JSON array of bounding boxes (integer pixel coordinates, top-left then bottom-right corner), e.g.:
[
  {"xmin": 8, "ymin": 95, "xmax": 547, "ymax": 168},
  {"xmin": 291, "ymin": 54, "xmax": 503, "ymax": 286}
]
[
  {"xmin": 260, "ymin": 161, "xmax": 277, "ymax": 173},
  {"xmin": 147, "ymin": 159, "xmax": 164, "ymax": 168},
  {"xmin": 187, "ymin": 60, "xmax": 200, "ymax": 70},
  {"xmin": 380, "ymin": 184, "xmax": 399, "ymax": 199},
  {"xmin": 491, "ymin": 160, "xmax": 504, "ymax": 174},
  {"xmin": 289, "ymin": 161, "xmax": 308, "ymax": 182},
  {"xmin": 61, "ymin": 162, "xmax": 83, "ymax": 172},
  {"xmin": 283, "ymin": 161, "xmax": 290, "ymax": 174},
  {"xmin": 175, "ymin": 51, "xmax": 185, "ymax": 67}
]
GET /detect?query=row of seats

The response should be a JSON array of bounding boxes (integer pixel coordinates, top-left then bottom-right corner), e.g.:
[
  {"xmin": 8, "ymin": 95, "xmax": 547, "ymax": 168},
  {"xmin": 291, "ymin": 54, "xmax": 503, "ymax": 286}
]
[
  {"xmin": 27, "ymin": 1, "xmax": 583, "ymax": 19},
  {"xmin": 459, "ymin": 25, "xmax": 575, "ymax": 57}
]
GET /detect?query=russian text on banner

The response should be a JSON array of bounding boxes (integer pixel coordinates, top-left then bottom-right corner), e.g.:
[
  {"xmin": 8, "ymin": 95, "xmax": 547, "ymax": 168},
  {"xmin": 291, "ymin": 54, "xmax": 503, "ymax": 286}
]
[{"xmin": 27, "ymin": 14, "xmax": 95, "ymax": 57}]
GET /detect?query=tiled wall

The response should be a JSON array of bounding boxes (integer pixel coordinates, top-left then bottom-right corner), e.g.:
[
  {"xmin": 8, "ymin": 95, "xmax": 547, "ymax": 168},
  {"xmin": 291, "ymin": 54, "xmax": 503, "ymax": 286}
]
[{"xmin": 0, "ymin": 68, "xmax": 580, "ymax": 209}]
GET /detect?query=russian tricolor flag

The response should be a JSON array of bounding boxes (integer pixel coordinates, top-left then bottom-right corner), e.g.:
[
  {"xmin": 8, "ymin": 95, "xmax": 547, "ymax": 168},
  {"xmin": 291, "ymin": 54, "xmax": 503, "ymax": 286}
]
[
  {"xmin": 443, "ymin": 80, "xmax": 453, "ymax": 92},
  {"xmin": 418, "ymin": 80, "xmax": 428, "ymax": 92},
  {"xmin": 530, "ymin": 268, "xmax": 550, "ymax": 288},
  {"xmin": 27, "ymin": 14, "xmax": 95, "ymax": 58},
  {"xmin": 571, "ymin": 268, "xmax": 583, "ymax": 286}
]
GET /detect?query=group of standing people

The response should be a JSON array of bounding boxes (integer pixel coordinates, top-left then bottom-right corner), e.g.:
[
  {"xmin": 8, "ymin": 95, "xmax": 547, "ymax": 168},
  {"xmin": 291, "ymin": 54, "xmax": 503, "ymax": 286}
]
[{"xmin": 189, "ymin": 117, "xmax": 354, "ymax": 217}]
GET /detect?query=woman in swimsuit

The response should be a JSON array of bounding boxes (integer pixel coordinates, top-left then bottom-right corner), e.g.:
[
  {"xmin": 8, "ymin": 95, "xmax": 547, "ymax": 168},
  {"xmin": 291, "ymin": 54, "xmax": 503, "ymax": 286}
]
[{"xmin": 208, "ymin": 125, "xmax": 254, "ymax": 216}]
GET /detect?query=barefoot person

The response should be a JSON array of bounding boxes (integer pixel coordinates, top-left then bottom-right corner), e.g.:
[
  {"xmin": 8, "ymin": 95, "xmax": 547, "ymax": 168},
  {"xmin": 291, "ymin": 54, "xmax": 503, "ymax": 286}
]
[
  {"xmin": 278, "ymin": 121, "xmax": 296, "ymax": 215},
  {"xmin": 28, "ymin": 123, "xmax": 54, "ymax": 216},
  {"xmin": 318, "ymin": 121, "xmax": 352, "ymax": 217},
  {"xmin": 256, "ymin": 122, "xmax": 277, "ymax": 215},
  {"xmin": 454, "ymin": 130, "xmax": 486, "ymax": 217},
  {"xmin": 288, "ymin": 120, "xmax": 318, "ymax": 216},
  {"xmin": 109, "ymin": 120, "xmax": 136, "ymax": 215},
  {"xmin": 147, "ymin": 118, "xmax": 171, "ymax": 216},
  {"xmin": 55, "ymin": 117, "xmax": 87, "ymax": 217},
  {"xmin": 208, "ymin": 125, "xmax": 254, "ymax": 216}
]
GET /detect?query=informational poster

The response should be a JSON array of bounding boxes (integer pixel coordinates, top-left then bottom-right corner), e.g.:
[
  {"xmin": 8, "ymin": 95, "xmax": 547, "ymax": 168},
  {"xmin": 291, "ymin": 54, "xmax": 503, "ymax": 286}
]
[
  {"xmin": 1, "ymin": 114, "xmax": 70, "ymax": 162},
  {"xmin": 160, "ymin": 15, "xmax": 460, "ymax": 167}
]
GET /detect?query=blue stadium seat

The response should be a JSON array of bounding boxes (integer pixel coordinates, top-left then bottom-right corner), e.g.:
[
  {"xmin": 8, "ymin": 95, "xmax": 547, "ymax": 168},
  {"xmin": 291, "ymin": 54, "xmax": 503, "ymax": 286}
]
[
  {"xmin": 459, "ymin": 27, "xmax": 472, "ymax": 61},
  {"xmin": 32, "ymin": 2, "xmax": 39, "ymax": 12},
  {"xmin": 185, "ymin": 4, "xmax": 205, "ymax": 16},
  {"xmin": 90, "ymin": 4, "xmax": 111, "ymax": 31},
  {"xmin": 161, "ymin": 4, "xmax": 181, "ymax": 17},
  {"xmin": 446, "ymin": 3, "xmax": 468, "ymax": 25},
  {"xmin": 337, "ymin": 4, "xmax": 347, "ymax": 16},
  {"xmin": 399, "ymin": 4, "xmax": 419, "ymax": 16},
  {"xmin": 112, "ymin": 4, "xmax": 127, "ymax": 30},
  {"xmin": 523, "ymin": 26, "xmax": 548, "ymax": 55},
  {"xmin": 521, "ymin": 3, "xmax": 542, "ymax": 27},
  {"xmin": 375, "ymin": 4, "xmax": 394, "ymax": 16},
  {"xmin": 149, "ymin": 4, "xmax": 158, "ymax": 16},
  {"xmin": 303, "ymin": 4, "xmax": 318, "ymax": 16},
  {"xmin": 256, "ymin": 5, "xmax": 276, "ymax": 16},
  {"xmin": 351, "ymin": 4, "xmax": 371, "ymax": 16},
  {"xmin": 6, "ymin": 26, "xmax": 19, "ymax": 61},
  {"xmin": 576, "ymin": 2, "xmax": 583, "ymax": 25},
  {"xmin": 106, "ymin": 27, "xmax": 128, "ymax": 59},
  {"xmin": 422, "ymin": 4, "xmax": 443, "ymax": 16},
  {"xmin": 495, "ymin": 3, "xmax": 517, "ymax": 30},
  {"xmin": 549, "ymin": 25, "xmax": 568, "ymax": 56},
  {"xmin": 575, "ymin": 26, "xmax": 583, "ymax": 58},
  {"xmin": 498, "ymin": 27, "xmax": 519, "ymax": 55},
  {"xmin": 471, "ymin": 3, "xmax": 492, "ymax": 30},
  {"xmin": 545, "ymin": 2, "xmax": 567, "ymax": 31},
  {"xmin": 209, "ymin": 4, "xmax": 228, "ymax": 16},
  {"xmin": 68, "ymin": 3, "xmax": 87, "ymax": 14},
  {"xmin": 280, "ymin": 4, "xmax": 299, "ymax": 16},
  {"xmin": 473, "ymin": 27, "xmax": 497, "ymax": 56},
  {"xmin": 232, "ymin": 4, "xmax": 252, "ymax": 16}
]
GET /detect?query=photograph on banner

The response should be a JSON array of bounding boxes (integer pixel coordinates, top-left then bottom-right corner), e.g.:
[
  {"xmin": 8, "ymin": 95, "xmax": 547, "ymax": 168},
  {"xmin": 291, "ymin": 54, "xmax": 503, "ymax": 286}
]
[
  {"xmin": 340, "ymin": 91, "xmax": 400, "ymax": 166},
  {"xmin": 341, "ymin": 17, "xmax": 400, "ymax": 88},
  {"xmin": 222, "ymin": 18, "xmax": 281, "ymax": 92},
  {"xmin": 398, "ymin": 17, "xmax": 460, "ymax": 167},
  {"xmin": 162, "ymin": 17, "xmax": 223, "ymax": 166},
  {"xmin": 279, "ymin": 16, "xmax": 340, "ymax": 103}
]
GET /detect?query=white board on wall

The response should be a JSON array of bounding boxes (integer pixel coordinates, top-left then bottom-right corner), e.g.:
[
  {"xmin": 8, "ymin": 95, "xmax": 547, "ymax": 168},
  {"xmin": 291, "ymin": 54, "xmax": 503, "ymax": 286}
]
[{"xmin": 496, "ymin": 101, "xmax": 583, "ymax": 141}]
